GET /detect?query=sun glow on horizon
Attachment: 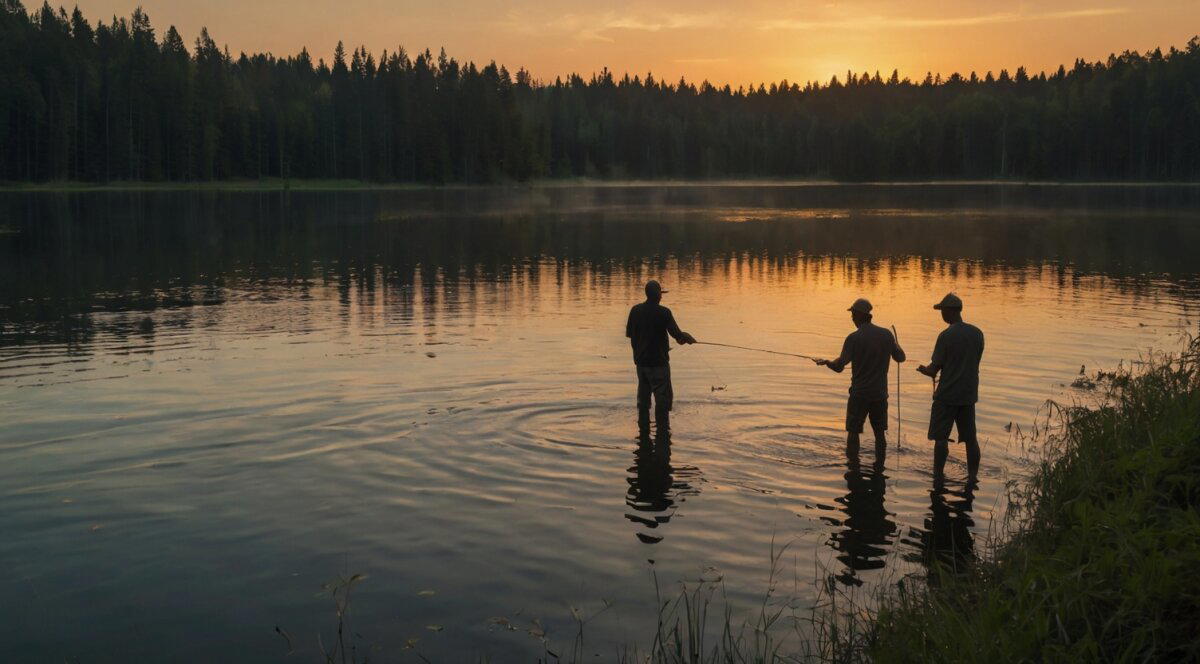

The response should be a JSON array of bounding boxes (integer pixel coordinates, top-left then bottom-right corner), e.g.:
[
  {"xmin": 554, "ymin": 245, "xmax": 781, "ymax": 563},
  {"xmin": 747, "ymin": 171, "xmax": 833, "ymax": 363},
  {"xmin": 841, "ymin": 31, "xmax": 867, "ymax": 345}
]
[{"xmin": 51, "ymin": 1, "xmax": 1200, "ymax": 86}]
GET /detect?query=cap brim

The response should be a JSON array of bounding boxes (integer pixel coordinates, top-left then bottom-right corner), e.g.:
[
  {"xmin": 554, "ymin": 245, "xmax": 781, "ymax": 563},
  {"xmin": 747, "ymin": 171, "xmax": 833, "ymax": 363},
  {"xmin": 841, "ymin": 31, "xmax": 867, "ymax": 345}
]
[
  {"xmin": 933, "ymin": 303, "xmax": 961, "ymax": 310},
  {"xmin": 660, "ymin": 289, "xmax": 669, "ymax": 293}
]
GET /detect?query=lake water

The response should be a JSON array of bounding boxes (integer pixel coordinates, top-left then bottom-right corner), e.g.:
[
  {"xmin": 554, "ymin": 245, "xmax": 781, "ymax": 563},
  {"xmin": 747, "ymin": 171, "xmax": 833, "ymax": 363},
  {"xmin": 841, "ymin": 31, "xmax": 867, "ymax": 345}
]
[{"xmin": 2, "ymin": 184, "xmax": 1198, "ymax": 662}]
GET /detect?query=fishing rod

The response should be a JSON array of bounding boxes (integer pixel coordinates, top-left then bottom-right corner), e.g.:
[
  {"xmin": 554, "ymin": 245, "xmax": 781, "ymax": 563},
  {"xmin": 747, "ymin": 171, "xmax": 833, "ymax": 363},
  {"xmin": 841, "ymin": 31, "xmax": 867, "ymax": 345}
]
[
  {"xmin": 693, "ymin": 341, "xmax": 821, "ymax": 362},
  {"xmin": 892, "ymin": 325, "xmax": 902, "ymax": 452}
]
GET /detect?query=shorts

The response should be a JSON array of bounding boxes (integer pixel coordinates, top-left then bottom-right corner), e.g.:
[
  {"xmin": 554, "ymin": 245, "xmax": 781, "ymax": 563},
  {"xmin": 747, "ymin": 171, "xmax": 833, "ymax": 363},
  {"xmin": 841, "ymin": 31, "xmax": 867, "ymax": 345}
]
[
  {"xmin": 846, "ymin": 395, "xmax": 888, "ymax": 434},
  {"xmin": 636, "ymin": 365, "xmax": 673, "ymax": 413},
  {"xmin": 927, "ymin": 401, "xmax": 977, "ymax": 442}
]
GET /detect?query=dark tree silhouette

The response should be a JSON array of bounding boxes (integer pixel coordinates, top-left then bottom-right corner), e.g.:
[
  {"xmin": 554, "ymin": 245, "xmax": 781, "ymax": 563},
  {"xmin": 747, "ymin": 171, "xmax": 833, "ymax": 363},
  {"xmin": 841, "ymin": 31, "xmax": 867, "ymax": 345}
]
[{"xmin": 2, "ymin": 2, "xmax": 1199, "ymax": 183}]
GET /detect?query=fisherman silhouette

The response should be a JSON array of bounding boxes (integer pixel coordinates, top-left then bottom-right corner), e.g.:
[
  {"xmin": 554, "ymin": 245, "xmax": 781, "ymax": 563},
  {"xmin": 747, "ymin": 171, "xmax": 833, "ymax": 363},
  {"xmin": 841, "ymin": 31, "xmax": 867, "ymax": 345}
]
[
  {"xmin": 816, "ymin": 298, "xmax": 906, "ymax": 461},
  {"xmin": 625, "ymin": 280, "xmax": 696, "ymax": 433},
  {"xmin": 917, "ymin": 293, "xmax": 985, "ymax": 479}
]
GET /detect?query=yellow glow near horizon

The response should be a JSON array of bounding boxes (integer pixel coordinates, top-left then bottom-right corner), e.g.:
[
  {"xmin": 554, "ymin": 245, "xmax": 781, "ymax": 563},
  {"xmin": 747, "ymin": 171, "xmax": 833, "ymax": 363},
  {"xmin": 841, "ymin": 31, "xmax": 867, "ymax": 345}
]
[{"xmin": 63, "ymin": 1, "xmax": 1200, "ymax": 86}]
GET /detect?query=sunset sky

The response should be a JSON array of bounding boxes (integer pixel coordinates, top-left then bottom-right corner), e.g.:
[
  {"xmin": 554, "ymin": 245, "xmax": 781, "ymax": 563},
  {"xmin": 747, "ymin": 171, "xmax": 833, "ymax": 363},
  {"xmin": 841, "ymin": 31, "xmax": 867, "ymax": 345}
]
[{"xmin": 68, "ymin": 1, "xmax": 1199, "ymax": 85}]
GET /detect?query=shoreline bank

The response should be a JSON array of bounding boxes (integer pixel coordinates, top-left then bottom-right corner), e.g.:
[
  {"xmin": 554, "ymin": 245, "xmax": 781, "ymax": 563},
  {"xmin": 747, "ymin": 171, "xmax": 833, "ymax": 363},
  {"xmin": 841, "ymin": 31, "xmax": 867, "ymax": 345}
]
[
  {"xmin": 4, "ymin": 178, "xmax": 1200, "ymax": 193},
  {"xmin": 822, "ymin": 336, "xmax": 1200, "ymax": 663}
]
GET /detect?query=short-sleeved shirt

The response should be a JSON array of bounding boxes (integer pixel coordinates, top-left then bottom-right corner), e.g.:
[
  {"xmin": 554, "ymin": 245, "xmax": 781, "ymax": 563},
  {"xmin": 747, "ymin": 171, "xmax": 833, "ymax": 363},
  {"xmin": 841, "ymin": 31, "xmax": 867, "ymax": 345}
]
[
  {"xmin": 626, "ymin": 302, "xmax": 685, "ymax": 367},
  {"xmin": 931, "ymin": 322, "xmax": 985, "ymax": 405},
  {"xmin": 837, "ymin": 322, "xmax": 900, "ymax": 401}
]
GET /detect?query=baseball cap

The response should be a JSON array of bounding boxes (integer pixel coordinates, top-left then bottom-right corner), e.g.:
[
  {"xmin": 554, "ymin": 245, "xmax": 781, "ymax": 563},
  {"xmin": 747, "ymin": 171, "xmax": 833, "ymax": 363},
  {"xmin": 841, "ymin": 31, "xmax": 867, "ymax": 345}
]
[
  {"xmin": 645, "ymin": 280, "xmax": 669, "ymax": 295},
  {"xmin": 848, "ymin": 298, "xmax": 873, "ymax": 314},
  {"xmin": 933, "ymin": 292, "xmax": 963, "ymax": 310}
]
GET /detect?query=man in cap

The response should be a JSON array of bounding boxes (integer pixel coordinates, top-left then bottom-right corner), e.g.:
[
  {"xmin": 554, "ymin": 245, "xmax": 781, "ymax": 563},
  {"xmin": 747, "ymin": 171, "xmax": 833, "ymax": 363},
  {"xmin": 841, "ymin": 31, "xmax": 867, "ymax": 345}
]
[
  {"xmin": 625, "ymin": 280, "xmax": 697, "ymax": 432},
  {"xmin": 816, "ymin": 298, "xmax": 906, "ymax": 460},
  {"xmin": 917, "ymin": 293, "xmax": 985, "ymax": 478}
]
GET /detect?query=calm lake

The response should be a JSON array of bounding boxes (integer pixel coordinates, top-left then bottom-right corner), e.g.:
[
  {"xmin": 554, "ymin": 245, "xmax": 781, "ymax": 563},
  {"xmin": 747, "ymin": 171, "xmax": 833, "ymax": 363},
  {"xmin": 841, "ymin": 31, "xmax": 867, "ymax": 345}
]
[{"xmin": 2, "ymin": 184, "xmax": 1198, "ymax": 662}]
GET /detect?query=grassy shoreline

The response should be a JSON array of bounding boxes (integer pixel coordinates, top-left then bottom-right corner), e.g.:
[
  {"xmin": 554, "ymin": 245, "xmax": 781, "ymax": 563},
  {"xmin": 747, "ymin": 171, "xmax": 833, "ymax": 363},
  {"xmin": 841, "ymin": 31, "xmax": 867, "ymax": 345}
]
[
  {"xmin": 4, "ymin": 178, "xmax": 1200, "ymax": 193},
  {"xmin": 820, "ymin": 337, "xmax": 1200, "ymax": 663}
]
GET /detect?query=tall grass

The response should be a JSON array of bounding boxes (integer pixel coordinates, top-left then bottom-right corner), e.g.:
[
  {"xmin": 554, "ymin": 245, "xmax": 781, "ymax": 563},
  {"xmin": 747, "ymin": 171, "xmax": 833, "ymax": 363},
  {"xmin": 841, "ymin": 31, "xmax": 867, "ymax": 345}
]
[
  {"xmin": 613, "ymin": 537, "xmax": 801, "ymax": 664},
  {"xmin": 833, "ymin": 336, "xmax": 1200, "ymax": 663}
]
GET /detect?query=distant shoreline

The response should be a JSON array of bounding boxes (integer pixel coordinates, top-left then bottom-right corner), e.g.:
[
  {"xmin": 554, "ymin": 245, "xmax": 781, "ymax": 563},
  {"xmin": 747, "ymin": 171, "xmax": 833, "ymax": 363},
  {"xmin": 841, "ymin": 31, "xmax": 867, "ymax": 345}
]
[{"xmin": 3, "ymin": 178, "xmax": 1200, "ymax": 193}]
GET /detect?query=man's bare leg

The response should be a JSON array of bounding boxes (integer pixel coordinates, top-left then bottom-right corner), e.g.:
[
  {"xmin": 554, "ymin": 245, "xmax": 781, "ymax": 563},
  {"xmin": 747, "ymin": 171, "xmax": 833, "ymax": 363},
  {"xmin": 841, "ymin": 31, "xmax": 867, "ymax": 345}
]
[
  {"xmin": 964, "ymin": 438, "xmax": 980, "ymax": 478},
  {"xmin": 845, "ymin": 431, "xmax": 863, "ymax": 471},
  {"xmin": 933, "ymin": 439, "xmax": 950, "ymax": 478},
  {"xmin": 870, "ymin": 424, "xmax": 887, "ymax": 466}
]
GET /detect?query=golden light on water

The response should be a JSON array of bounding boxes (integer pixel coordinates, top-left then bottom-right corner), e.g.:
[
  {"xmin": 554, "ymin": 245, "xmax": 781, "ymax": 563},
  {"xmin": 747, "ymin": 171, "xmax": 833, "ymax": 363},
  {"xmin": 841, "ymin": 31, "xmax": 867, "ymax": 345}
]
[{"xmin": 2, "ymin": 187, "xmax": 1198, "ymax": 658}]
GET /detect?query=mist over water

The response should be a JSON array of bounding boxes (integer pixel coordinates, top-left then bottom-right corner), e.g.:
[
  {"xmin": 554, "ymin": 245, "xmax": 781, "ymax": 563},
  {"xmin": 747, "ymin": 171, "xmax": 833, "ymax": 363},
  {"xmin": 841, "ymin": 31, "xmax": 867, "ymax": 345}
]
[{"xmin": 2, "ymin": 185, "xmax": 1198, "ymax": 662}]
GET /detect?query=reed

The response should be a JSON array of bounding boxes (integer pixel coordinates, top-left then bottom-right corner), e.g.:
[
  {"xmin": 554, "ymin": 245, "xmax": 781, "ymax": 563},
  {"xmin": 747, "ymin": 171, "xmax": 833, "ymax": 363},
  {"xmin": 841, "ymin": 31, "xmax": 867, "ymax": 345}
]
[{"xmin": 825, "ymin": 334, "xmax": 1200, "ymax": 662}]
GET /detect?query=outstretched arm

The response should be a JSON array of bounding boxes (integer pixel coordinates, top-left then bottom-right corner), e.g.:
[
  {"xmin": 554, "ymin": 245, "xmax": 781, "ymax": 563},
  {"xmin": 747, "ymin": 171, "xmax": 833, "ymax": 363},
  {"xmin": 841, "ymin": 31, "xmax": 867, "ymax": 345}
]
[
  {"xmin": 816, "ymin": 336, "xmax": 852, "ymax": 373},
  {"xmin": 819, "ymin": 356, "xmax": 848, "ymax": 373},
  {"xmin": 665, "ymin": 311, "xmax": 697, "ymax": 345}
]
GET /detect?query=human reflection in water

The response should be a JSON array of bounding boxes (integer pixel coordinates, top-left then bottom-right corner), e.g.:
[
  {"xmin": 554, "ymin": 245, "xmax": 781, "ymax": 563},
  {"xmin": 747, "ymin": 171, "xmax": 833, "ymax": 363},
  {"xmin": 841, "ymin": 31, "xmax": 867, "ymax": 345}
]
[
  {"xmin": 624, "ymin": 424, "xmax": 701, "ymax": 544},
  {"xmin": 827, "ymin": 440, "xmax": 898, "ymax": 586},
  {"xmin": 919, "ymin": 477, "xmax": 977, "ymax": 576}
]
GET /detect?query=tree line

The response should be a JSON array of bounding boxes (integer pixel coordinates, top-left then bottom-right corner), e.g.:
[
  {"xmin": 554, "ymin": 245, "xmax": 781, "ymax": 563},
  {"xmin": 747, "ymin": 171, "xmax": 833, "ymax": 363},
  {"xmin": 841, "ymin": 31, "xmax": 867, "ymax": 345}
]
[{"xmin": 2, "ymin": 1, "xmax": 1199, "ymax": 183}]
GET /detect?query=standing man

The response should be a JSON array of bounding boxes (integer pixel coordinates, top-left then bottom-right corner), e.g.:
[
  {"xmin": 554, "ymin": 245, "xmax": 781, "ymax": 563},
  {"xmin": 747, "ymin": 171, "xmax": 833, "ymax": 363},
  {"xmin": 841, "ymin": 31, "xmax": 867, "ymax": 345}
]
[
  {"xmin": 917, "ymin": 293, "xmax": 985, "ymax": 478},
  {"xmin": 817, "ymin": 298, "xmax": 906, "ymax": 462},
  {"xmin": 625, "ymin": 280, "xmax": 697, "ymax": 433}
]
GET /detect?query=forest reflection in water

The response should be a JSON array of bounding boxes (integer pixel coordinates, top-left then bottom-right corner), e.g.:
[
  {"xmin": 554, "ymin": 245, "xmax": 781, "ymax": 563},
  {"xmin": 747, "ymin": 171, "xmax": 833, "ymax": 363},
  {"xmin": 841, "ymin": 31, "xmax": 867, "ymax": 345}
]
[
  {"xmin": 1, "ymin": 185, "xmax": 1198, "ymax": 662},
  {"xmin": 3, "ymin": 184, "xmax": 1200, "ymax": 350}
]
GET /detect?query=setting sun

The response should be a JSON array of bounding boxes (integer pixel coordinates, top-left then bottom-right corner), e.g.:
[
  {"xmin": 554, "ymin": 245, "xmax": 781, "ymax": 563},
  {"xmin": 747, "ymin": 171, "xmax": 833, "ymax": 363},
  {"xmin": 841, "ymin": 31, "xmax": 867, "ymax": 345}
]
[{"xmin": 60, "ymin": 0, "xmax": 1200, "ymax": 84}]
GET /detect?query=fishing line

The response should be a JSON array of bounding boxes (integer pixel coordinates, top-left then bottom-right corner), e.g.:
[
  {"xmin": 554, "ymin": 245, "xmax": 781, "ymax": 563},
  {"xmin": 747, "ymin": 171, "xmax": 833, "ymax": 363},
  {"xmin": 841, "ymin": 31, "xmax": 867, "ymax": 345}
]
[
  {"xmin": 696, "ymin": 351, "xmax": 728, "ymax": 391},
  {"xmin": 693, "ymin": 341, "xmax": 821, "ymax": 362},
  {"xmin": 682, "ymin": 340, "xmax": 822, "ymax": 391},
  {"xmin": 673, "ymin": 343, "xmax": 727, "ymax": 390}
]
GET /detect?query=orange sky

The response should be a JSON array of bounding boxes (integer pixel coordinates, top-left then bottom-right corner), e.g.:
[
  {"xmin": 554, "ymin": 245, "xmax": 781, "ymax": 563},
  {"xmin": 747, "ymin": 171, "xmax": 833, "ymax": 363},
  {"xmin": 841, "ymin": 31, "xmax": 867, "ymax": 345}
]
[{"xmin": 67, "ymin": 1, "xmax": 1200, "ymax": 85}]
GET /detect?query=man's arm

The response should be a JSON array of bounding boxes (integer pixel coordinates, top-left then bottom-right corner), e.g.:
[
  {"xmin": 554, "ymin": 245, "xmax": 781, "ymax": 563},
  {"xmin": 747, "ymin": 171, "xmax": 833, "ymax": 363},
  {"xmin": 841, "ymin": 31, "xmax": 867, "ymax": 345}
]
[
  {"xmin": 665, "ymin": 310, "xmax": 696, "ymax": 345},
  {"xmin": 892, "ymin": 335, "xmax": 907, "ymax": 363},
  {"xmin": 817, "ymin": 335, "xmax": 852, "ymax": 373},
  {"xmin": 625, "ymin": 307, "xmax": 635, "ymax": 339},
  {"xmin": 917, "ymin": 333, "xmax": 944, "ymax": 377}
]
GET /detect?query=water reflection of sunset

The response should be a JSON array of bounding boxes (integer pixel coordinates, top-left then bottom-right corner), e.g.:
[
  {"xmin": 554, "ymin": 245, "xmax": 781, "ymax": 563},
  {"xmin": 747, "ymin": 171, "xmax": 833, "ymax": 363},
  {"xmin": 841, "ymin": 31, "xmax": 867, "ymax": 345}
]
[{"xmin": 1, "ymin": 186, "xmax": 1197, "ymax": 660}]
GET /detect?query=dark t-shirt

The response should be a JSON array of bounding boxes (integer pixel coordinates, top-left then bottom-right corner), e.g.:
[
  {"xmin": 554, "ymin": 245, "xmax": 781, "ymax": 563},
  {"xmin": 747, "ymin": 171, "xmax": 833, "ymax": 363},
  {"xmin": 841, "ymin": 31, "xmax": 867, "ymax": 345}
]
[
  {"xmin": 626, "ymin": 302, "xmax": 685, "ymax": 367},
  {"xmin": 837, "ymin": 322, "xmax": 900, "ymax": 401},
  {"xmin": 931, "ymin": 322, "xmax": 985, "ymax": 405}
]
